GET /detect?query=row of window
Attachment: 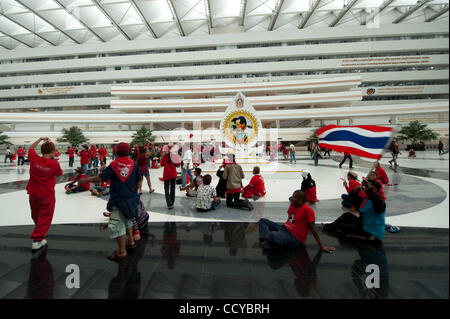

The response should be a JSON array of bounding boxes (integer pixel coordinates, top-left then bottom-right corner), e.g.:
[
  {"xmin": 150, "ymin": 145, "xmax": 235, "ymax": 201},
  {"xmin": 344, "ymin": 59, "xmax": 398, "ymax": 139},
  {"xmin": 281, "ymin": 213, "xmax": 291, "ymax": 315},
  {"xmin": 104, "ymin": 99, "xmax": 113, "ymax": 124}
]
[
  {"xmin": 1, "ymin": 94, "xmax": 447, "ymax": 112},
  {"xmin": 1, "ymin": 34, "xmax": 447, "ymax": 65},
  {"xmin": 1, "ymin": 49, "xmax": 447, "ymax": 78},
  {"xmin": 363, "ymin": 94, "xmax": 449, "ymax": 101},
  {"xmin": 1, "ymin": 79, "xmax": 448, "ymax": 103},
  {"xmin": 0, "ymin": 65, "xmax": 447, "ymax": 91}
]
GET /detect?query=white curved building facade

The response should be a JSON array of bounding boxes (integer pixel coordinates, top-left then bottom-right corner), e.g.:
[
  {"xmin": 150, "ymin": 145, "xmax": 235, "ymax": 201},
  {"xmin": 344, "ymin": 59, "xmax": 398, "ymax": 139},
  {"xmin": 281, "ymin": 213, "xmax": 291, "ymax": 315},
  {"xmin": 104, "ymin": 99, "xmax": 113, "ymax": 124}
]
[{"xmin": 0, "ymin": 1, "xmax": 448, "ymax": 145}]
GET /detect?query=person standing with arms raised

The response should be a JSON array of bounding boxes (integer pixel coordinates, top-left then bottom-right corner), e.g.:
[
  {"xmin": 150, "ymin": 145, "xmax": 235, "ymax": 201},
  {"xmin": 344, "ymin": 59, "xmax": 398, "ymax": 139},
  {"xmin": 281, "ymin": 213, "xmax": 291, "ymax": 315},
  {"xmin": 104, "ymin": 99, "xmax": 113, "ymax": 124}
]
[{"xmin": 27, "ymin": 137, "xmax": 63, "ymax": 252}]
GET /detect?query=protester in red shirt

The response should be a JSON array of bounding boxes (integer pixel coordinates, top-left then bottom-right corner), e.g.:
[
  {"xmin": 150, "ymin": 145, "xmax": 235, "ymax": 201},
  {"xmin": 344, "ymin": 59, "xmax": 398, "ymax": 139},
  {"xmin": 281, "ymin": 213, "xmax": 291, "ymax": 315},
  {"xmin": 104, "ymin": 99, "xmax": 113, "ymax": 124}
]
[
  {"xmin": 258, "ymin": 190, "xmax": 335, "ymax": 252},
  {"xmin": 67, "ymin": 146, "xmax": 75, "ymax": 167},
  {"xmin": 367, "ymin": 171, "xmax": 386, "ymax": 200},
  {"xmin": 375, "ymin": 162, "xmax": 389, "ymax": 185},
  {"xmin": 53, "ymin": 151, "xmax": 60, "ymax": 161},
  {"xmin": 17, "ymin": 146, "xmax": 26, "ymax": 166},
  {"xmin": 65, "ymin": 167, "xmax": 90, "ymax": 194},
  {"xmin": 26, "ymin": 137, "xmax": 63, "ymax": 252},
  {"xmin": 242, "ymin": 166, "xmax": 266, "ymax": 200},
  {"xmin": 300, "ymin": 170, "xmax": 317, "ymax": 204},
  {"xmin": 78, "ymin": 145, "xmax": 89, "ymax": 173},
  {"xmin": 99, "ymin": 144, "xmax": 108, "ymax": 166},
  {"xmin": 161, "ymin": 144, "xmax": 180, "ymax": 209},
  {"xmin": 341, "ymin": 171, "xmax": 364, "ymax": 208}
]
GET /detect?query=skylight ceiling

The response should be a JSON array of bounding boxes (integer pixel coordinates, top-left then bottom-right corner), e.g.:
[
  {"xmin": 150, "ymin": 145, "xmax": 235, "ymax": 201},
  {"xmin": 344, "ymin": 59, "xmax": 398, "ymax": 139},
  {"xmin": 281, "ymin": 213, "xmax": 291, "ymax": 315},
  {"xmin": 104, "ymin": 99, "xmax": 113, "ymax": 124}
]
[{"xmin": 0, "ymin": 0, "xmax": 448, "ymax": 50}]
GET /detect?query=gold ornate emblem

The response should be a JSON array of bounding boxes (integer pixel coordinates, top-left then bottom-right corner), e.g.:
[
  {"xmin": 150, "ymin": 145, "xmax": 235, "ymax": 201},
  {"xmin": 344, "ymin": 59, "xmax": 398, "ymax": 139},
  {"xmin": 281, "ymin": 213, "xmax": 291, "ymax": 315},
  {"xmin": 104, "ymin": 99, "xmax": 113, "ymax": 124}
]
[{"xmin": 223, "ymin": 110, "xmax": 259, "ymax": 145}]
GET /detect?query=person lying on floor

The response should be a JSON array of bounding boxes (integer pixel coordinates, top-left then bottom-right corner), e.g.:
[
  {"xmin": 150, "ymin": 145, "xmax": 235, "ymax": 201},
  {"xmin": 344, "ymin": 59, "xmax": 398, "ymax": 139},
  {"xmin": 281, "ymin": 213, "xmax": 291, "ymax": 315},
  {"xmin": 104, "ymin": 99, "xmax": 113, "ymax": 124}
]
[
  {"xmin": 180, "ymin": 167, "xmax": 203, "ymax": 197},
  {"xmin": 323, "ymin": 180, "xmax": 386, "ymax": 243},
  {"xmin": 242, "ymin": 166, "xmax": 266, "ymax": 201},
  {"xmin": 65, "ymin": 167, "xmax": 90, "ymax": 194},
  {"xmin": 258, "ymin": 190, "xmax": 335, "ymax": 253},
  {"xmin": 195, "ymin": 174, "xmax": 221, "ymax": 212}
]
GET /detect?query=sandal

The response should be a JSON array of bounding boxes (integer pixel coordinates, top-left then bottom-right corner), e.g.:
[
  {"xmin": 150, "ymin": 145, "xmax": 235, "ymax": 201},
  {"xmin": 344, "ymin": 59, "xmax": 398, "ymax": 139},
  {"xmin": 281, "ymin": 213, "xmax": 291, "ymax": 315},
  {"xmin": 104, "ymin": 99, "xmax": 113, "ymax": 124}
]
[
  {"xmin": 107, "ymin": 251, "xmax": 126, "ymax": 261},
  {"xmin": 103, "ymin": 212, "xmax": 110, "ymax": 217},
  {"xmin": 149, "ymin": 189, "xmax": 155, "ymax": 193}
]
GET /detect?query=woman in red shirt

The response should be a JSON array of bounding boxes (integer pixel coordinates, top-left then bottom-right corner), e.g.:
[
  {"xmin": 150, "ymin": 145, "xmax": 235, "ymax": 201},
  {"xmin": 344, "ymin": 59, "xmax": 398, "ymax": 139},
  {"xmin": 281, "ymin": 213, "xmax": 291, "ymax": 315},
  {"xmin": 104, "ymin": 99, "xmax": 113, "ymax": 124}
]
[
  {"xmin": 242, "ymin": 166, "xmax": 266, "ymax": 200},
  {"xmin": 300, "ymin": 170, "xmax": 317, "ymax": 205},
  {"xmin": 161, "ymin": 145, "xmax": 179, "ymax": 209},
  {"xmin": 27, "ymin": 137, "xmax": 63, "ymax": 252},
  {"xmin": 341, "ymin": 171, "xmax": 362, "ymax": 208}
]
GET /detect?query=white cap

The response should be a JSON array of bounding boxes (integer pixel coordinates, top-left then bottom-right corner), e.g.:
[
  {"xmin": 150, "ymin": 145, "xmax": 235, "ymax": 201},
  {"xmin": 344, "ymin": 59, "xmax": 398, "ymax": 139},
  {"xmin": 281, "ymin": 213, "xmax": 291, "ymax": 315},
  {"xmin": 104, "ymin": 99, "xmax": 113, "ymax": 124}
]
[{"xmin": 301, "ymin": 170, "xmax": 310, "ymax": 178}]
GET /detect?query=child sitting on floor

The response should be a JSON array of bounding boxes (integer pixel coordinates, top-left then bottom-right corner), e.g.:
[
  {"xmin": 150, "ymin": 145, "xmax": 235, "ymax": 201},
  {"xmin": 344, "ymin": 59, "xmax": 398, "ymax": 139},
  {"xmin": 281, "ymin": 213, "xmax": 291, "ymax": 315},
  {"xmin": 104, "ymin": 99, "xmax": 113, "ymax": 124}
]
[
  {"xmin": 242, "ymin": 166, "xmax": 266, "ymax": 201},
  {"xmin": 65, "ymin": 167, "xmax": 90, "ymax": 194},
  {"xmin": 195, "ymin": 174, "xmax": 221, "ymax": 212}
]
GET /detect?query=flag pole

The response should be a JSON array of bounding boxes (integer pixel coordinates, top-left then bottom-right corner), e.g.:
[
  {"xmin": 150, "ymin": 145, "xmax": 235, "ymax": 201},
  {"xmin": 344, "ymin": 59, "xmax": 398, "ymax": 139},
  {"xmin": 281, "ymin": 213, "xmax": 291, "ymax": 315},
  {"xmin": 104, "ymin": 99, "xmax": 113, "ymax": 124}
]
[{"xmin": 366, "ymin": 126, "xmax": 398, "ymax": 179}]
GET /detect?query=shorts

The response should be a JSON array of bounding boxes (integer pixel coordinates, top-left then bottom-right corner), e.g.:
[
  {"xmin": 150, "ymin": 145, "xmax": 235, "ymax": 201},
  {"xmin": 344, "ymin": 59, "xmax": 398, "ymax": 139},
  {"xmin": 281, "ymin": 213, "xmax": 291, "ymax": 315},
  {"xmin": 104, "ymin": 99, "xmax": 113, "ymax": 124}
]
[
  {"xmin": 142, "ymin": 172, "xmax": 150, "ymax": 178},
  {"xmin": 108, "ymin": 207, "xmax": 133, "ymax": 239}
]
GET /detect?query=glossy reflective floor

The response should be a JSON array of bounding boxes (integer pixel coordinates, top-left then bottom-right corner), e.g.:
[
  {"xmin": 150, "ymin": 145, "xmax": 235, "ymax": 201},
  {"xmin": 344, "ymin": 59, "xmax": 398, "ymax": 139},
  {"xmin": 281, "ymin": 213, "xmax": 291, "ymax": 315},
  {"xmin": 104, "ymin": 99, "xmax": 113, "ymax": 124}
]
[
  {"xmin": 0, "ymin": 150, "xmax": 448, "ymax": 299},
  {"xmin": 0, "ymin": 223, "xmax": 447, "ymax": 299}
]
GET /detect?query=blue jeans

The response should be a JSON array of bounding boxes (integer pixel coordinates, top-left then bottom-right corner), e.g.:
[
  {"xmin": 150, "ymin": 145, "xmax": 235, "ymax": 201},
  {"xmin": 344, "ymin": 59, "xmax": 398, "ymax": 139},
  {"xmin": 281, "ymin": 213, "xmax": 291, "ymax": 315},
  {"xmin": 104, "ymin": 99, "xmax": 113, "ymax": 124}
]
[
  {"xmin": 313, "ymin": 154, "xmax": 319, "ymax": 165},
  {"xmin": 81, "ymin": 164, "xmax": 87, "ymax": 174},
  {"xmin": 289, "ymin": 152, "xmax": 296, "ymax": 163},
  {"xmin": 181, "ymin": 168, "xmax": 194, "ymax": 187},
  {"xmin": 94, "ymin": 157, "xmax": 99, "ymax": 167},
  {"xmin": 339, "ymin": 155, "xmax": 353, "ymax": 168},
  {"xmin": 258, "ymin": 218, "xmax": 301, "ymax": 248},
  {"xmin": 69, "ymin": 157, "xmax": 74, "ymax": 167}
]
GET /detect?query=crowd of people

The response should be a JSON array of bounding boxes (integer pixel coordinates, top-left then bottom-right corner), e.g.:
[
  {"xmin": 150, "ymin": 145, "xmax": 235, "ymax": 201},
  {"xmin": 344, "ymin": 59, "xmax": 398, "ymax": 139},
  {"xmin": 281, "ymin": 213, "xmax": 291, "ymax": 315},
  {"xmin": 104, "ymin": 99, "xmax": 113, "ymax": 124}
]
[{"xmin": 12, "ymin": 134, "xmax": 395, "ymax": 261}]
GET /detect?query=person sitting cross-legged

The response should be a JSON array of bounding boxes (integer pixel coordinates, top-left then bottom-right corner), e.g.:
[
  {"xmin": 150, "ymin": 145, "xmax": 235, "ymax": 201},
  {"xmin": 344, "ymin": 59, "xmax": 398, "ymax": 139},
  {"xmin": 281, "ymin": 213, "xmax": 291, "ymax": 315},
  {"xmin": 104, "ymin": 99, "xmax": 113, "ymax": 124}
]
[
  {"xmin": 195, "ymin": 174, "xmax": 221, "ymax": 212},
  {"xmin": 65, "ymin": 167, "xmax": 90, "ymax": 194},
  {"xmin": 258, "ymin": 190, "xmax": 335, "ymax": 253},
  {"xmin": 242, "ymin": 166, "xmax": 266, "ymax": 201},
  {"xmin": 180, "ymin": 167, "xmax": 203, "ymax": 197},
  {"xmin": 323, "ymin": 180, "xmax": 386, "ymax": 243}
]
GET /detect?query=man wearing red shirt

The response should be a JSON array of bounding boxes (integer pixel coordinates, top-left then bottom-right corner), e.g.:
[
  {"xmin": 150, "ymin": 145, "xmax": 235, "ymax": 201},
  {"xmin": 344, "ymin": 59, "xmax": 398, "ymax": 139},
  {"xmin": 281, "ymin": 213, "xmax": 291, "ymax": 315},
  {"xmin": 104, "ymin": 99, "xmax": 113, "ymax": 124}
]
[
  {"xmin": 99, "ymin": 144, "xmax": 108, "ymax": 166},
  {"xmin": 88, "ymin": 145, "xmax": 99, "ymax": 168},
  {"xmin": 78, "ymin": 145, "xmax": 89, "ymax": 173},
  {"xmin": 258, "ymin": 190, "xmax": 335, "ymax": 253},
  {"xmin": 26, "ymin": 137, "xmax": 63, "ymax": 252},
  {"xmin": 65, "ymin": 167, "xmax": 90, "ymax": 194},
  {"xmin": 17, "ymin": 146, "xmax": 26, "ymax": 166},
  {"xmin": 68, "ymin": 146, "xmax": 75, "ymax": 167}
]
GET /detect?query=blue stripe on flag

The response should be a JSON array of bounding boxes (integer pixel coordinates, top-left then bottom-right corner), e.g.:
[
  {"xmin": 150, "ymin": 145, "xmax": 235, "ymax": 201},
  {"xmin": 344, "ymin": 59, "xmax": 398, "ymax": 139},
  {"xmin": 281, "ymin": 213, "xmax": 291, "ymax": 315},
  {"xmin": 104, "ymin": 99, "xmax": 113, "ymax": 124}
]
[{"xmin": 319, "ymin": 131, "xmax": 390, "ymax": 149}]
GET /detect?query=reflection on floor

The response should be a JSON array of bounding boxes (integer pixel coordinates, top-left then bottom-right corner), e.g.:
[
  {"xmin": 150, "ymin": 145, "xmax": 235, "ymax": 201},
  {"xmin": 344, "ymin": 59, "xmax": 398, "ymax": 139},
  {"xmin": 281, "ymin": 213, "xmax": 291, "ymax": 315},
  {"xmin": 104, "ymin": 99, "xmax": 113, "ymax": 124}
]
[{"xmin": 0, "ymin": 223, "xmax": 447, "ymax": 299}]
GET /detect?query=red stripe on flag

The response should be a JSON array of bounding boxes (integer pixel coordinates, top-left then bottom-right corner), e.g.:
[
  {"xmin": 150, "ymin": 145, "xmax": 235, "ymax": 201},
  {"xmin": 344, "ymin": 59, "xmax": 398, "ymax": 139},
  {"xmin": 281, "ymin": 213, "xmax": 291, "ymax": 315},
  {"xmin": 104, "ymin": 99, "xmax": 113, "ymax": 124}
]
[
  {"xmin": 319, "ymin": 143, "xmax": 382, "ymax": 160},
  {"xmin": 316, "ymin": 125, "xmax": 393, "ymax": 136}
]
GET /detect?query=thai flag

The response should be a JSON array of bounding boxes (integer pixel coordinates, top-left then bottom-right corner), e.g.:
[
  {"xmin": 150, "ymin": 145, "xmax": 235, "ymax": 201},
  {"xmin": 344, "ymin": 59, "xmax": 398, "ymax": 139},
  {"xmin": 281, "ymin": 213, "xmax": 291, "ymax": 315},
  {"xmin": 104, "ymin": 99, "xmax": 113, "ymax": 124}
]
[{"xmin": 316, "ymin": 125, "xmax": 393, "ymax": 160}]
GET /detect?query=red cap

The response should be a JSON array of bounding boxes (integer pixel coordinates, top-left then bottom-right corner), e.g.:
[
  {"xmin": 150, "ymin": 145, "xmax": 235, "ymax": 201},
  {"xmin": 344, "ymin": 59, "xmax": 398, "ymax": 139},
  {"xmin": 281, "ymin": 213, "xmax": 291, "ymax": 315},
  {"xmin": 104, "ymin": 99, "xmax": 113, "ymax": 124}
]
[{"xmin": 116, "ymin": 142, "xmax": 130, "ymax": 156}]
